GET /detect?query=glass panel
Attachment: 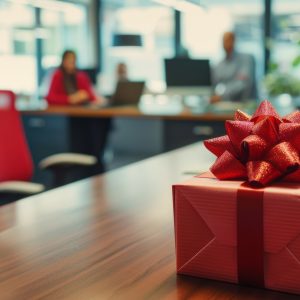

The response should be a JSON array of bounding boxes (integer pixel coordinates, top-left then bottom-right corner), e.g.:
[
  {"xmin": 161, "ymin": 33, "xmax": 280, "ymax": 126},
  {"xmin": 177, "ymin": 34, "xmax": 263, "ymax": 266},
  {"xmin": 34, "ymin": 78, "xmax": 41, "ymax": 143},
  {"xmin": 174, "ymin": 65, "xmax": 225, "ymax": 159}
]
[
  {"xmin": 272, "ymin": 0, "xmax": 300, "ymax": 75},
  {"xmin": 41, "ymin": 3, "xmax": 91, "ymax": 71},
  {"xmin": 38, "ymin": 1, "xmax": 95, "ymax": 98},
  {"xmin": 0, "ymin": 2, "xmax": 36, "ymax": 94},
  {"xmin": 101, "ymin": 1, "xmax": 174, "ymax": 94}
]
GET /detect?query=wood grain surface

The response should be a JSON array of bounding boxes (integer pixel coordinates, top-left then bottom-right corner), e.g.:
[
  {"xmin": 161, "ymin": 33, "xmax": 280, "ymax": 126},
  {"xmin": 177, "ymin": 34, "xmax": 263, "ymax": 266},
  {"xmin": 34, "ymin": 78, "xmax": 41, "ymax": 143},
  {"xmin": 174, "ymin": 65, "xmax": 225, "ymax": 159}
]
[
  {"xmin": 21, "ymin": 105, "xmax": 234, "ymax": 121},
  {"xmin": 0, "ymin": 143, "xmax": 298, "ymax": 300}
]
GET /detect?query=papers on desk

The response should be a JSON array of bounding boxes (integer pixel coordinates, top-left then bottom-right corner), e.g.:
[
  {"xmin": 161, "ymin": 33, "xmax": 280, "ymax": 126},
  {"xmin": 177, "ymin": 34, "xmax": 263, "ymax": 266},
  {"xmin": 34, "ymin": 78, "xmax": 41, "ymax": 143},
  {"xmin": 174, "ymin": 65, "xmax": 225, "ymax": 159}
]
[
  {"xmin": 138, "ymin": 96, "xmax": 243, "ymax": 116},
  {"xmin": 210, "ymin": 101, "xmax": 242, "ymax": 111},
  {"xmin": 139, "ymin": 95, "xmax": 184, "ymax": 115}
]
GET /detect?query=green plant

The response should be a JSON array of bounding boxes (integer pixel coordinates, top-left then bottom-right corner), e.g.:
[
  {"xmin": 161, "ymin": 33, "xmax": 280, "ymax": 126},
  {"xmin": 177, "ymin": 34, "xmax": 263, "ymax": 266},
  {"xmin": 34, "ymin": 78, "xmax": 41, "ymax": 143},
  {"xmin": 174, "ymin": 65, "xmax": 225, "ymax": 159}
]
[
  {"xmin": 264, "ymin": 39, "xmax": 300, "ymax": 96},
  {"xmin": 292, "ymin": 40, "xmax": 300, "ymax": 68},
  {"xmin": 264, "ymin": 72, "xmax": 300, "ymax": 96}
]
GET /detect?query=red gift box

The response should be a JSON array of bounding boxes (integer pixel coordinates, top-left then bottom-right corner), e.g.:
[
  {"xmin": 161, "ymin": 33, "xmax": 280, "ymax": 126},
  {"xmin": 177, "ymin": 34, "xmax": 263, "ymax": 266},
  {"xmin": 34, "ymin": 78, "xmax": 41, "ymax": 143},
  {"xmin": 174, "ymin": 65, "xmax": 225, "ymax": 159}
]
[
  {"xmin": 173, "ymin": 175, "xmax": 300, "ymax": 295},
  {"xmin": 173, "ymin": 101, "xmax": 300, "ymax": 294}
]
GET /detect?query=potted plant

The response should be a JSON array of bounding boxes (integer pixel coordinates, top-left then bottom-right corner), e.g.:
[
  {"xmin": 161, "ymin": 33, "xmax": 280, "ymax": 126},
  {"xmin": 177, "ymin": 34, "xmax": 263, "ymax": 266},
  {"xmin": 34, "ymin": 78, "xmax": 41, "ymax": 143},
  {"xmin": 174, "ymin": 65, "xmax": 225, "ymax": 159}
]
[{"xmin": 264, "ymin": 71, "xmax": 300, "ymax": 97}]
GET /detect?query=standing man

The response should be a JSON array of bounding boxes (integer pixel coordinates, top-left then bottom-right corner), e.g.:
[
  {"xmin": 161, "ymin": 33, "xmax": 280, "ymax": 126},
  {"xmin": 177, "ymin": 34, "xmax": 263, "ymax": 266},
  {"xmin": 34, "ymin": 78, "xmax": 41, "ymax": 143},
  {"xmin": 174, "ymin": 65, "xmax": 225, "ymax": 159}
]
[{"xmin": 210, "ymin": 31, "xmax": 256, "ymax": 103}]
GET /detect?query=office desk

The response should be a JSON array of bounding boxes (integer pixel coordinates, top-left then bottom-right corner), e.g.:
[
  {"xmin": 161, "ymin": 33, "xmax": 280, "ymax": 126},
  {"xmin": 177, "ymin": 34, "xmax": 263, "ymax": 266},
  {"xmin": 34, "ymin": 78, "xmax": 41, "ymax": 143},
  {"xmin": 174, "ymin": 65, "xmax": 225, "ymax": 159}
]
[
  {"xmin": 21, "ymin": 105, "xmax": 231, "ymax": 184},
  {"xmin": 0, "ymin": 143, "xmax": 297, "ymax": 300},
  {"xmin": 21, "ymin": 104, "xmax": 233, "ymax": 152},
  {"xmin": 22, "ymin": 104, "xmax": 234, "ymax": 121}
]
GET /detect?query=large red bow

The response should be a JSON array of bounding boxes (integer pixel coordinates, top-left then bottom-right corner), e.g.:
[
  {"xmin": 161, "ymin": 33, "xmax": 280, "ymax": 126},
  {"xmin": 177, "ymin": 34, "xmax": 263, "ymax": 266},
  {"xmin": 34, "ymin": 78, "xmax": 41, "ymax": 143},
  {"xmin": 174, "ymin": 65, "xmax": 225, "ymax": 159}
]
[{"xmin": 204, "ymin": 100, "xmax": 300, "ymax": 186}]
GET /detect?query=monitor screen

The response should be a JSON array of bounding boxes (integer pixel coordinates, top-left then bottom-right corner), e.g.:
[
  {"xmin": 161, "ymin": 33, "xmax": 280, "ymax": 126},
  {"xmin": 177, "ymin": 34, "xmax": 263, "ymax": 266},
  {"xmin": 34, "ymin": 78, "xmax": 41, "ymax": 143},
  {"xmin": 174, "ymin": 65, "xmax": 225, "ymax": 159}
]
[
  {"xmin": 164, "ymin": 58, "xmax": 211, "ymax": 87},
  {"xmin": 80, "ymin": 68, "xmax": 98, "ymax": 85}
]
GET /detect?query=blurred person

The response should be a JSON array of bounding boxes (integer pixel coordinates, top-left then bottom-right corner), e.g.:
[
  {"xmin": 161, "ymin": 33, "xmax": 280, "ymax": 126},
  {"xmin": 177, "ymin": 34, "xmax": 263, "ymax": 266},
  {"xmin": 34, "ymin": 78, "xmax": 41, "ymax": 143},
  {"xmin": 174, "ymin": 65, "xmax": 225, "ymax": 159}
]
[
  {"xmin": 116, "ymin": 62, "xmax": 129, "ymax": 83},
  {"xmin": 46, "ymin": 50, "xmax": 106, "ymax": 105},
  {"xmin": 210, "ymin": 31, "xmax": 256, "ymax": 103},
  {"xmin": 46, "ymin": 50, "xmax": 111, "ymax": 179}
]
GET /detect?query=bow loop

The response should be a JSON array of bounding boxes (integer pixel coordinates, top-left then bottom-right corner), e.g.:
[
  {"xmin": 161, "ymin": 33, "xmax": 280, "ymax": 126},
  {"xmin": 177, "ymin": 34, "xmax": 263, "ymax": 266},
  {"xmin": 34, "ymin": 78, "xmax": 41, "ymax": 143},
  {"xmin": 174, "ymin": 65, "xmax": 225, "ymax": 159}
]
[
  {"xmin": 282, "ymin": 110, "xmax": 300, "ymax": 123},
  {"xmin": 225, "ymin": 120, "xmax": 253, "ymax": 155},
  {"xmin": 252, "ymin": 117, "xmax": 278, "ymax": 146},
  {"xmin": 251, "ymin": 100, "xmax": 282, "ymax": 124},
  {"xmin": 265, "ymin": 142, "xmax": 300, "ymax": 173},
  {"xmin": 246, "ymin": 161, "xmax": 281, "ymax": 187},
  {"xmin": 279, "ymin": 123, "xmax": 300, "ymax": 151},
  {"xmin": 241, "ymin": 135, "xmax": 268, "ymax": 161},
  {"xmin": 210, "ymin": 151, "xmax": 247, "ymax": 180},
  {"xmin": 203, "ymin": 135, "xmax": 236, "ymax": 158},
  {"xmin": 234, "ymin": 109, "xmax": 251, "ymax": 121}
]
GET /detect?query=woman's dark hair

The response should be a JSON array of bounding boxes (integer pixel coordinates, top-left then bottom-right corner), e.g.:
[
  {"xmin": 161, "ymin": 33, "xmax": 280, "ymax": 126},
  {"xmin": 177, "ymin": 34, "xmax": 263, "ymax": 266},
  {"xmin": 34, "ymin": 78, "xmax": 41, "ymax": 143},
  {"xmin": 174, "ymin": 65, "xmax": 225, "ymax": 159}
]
[
  {"xmin": 60, "ymin": 50, "xmax": 78, "ymax": 94},
  {"xmin": 60, "ymin": 49, "xmax": 77, "ymax": 69}
]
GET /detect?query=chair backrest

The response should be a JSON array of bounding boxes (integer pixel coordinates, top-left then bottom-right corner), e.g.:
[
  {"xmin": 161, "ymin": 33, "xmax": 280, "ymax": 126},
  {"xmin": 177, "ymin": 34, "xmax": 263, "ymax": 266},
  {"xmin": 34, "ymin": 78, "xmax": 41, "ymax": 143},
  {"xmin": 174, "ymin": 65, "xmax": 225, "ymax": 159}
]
[{"xmin": 0, "ymin": 90, "xmax": 33, "ymax": 182}]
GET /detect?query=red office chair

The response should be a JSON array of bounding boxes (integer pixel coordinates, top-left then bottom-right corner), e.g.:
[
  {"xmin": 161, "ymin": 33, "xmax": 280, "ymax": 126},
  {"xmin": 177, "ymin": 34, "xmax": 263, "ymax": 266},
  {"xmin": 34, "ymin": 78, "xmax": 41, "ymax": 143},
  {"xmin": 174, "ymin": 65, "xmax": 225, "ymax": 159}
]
[{"xmin": 0, "ymin": 90, "xmax": 97, "ymax": 199}]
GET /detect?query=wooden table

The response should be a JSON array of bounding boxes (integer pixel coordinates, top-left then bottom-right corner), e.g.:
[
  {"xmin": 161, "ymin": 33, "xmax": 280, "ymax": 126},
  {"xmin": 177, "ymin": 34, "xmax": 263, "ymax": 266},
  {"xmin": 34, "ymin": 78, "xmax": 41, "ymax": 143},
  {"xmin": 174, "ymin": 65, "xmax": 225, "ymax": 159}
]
[
  {"xmin": 22, "ymin": 104, "xmax": 234, "ymax": 121},
  {"xmin": 1, "ymin": 143, "xmax": 297, "ymax": 300},
  {"xmin": 20, "ymin": 105, "xmax": 233, "ymax": 182}
]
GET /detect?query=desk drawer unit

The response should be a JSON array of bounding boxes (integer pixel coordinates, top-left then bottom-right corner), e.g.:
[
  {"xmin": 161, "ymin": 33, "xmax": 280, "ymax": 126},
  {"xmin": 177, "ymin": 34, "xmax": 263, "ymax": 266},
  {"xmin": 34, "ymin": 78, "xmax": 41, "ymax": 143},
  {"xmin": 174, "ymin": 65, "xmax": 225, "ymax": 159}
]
[{"xmin": 163, "ymin": 120, "xmax": 226, "ymax": 151}]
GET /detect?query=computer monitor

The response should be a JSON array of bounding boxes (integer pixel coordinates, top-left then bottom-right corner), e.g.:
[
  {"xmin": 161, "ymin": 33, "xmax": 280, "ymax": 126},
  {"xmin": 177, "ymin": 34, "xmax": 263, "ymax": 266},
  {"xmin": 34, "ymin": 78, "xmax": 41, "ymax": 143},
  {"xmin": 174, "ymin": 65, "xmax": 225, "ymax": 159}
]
[
  {"xmin": 164, "ymin": 58, "xmax": 211, "ymax": 87},
  {"xmin": 80, "ymin": 68, "xmax": 98, "ymax": 85}
]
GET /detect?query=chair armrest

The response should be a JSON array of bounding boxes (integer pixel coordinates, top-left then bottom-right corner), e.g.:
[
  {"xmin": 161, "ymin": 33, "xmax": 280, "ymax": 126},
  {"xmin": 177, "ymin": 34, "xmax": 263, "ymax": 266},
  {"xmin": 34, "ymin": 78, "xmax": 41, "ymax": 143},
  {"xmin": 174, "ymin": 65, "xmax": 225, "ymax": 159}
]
[
  {"xmin": 39, "ymin": 153, "xmax": 97, "ymax": 170},
  {"xmin": 0, "ymin": 181, "xmax": 45, "ymax": 195}
]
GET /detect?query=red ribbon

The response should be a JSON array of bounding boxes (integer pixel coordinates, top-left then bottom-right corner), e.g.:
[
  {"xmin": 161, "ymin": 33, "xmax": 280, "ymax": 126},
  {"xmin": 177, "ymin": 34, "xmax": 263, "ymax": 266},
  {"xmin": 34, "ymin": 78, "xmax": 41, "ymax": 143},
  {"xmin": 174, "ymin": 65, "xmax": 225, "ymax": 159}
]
[
  {"xmin": 237, "ymin": 184, "xmax": 264, "ymax": 287},
  {"xmin": 204, "ymin": 100, "xmax": 300, "ymax": 186}
]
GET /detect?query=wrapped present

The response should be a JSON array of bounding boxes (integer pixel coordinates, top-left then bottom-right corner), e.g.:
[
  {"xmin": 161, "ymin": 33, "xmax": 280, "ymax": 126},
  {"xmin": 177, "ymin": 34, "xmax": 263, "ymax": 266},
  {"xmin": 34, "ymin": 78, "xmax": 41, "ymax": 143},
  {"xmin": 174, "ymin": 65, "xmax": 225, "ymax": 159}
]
[{"xmin": 173, "ymin": 100, "xmax": 300, "ymax": 295}]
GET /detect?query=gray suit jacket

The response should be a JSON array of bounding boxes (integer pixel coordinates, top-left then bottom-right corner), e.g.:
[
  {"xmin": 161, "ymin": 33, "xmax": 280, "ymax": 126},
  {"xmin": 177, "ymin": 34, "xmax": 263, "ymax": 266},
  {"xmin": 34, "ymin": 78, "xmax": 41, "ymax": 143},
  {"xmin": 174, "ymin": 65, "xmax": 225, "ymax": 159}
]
[{"xmin": 212, "ymin": 52, "xmax": 256, "ymax": 102}]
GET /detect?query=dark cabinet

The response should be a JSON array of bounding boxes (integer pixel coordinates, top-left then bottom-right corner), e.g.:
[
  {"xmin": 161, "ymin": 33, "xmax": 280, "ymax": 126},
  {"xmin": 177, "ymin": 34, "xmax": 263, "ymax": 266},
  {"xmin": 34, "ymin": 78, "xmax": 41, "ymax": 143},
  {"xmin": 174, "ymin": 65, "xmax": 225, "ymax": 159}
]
[
  {"xmin": 22, "ymin": 115, "xmax": 69, "ymax": 184},
  {"xmin": 163, "ymin": 120, "xmax": 226, "ymax": 151}
]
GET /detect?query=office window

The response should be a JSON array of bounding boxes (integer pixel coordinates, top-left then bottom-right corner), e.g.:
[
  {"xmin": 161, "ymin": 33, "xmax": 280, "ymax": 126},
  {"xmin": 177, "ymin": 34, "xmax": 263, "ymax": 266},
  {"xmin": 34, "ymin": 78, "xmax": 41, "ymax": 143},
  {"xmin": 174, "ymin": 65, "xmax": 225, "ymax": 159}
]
[
  {"xmin": 272, "ymin": 1, "xmax": 300, "ymax": 76},
  {"xmin": 41, "ymin": 2, "xmax": 94, "ymax": 71},
  {"xmin": 0, "ymin": 0, "xmax": 96, "ymax": 96},
  {"xmin": 100, "ymin": 1, "xmax": 174, "ymax": 94},
  {"xmin": 181, "ymin": 1, "xmax": 264, "ymax": 81},
  {"xmin": 0, "ymin": 2, "xmax": 36, "ymax": 94}
]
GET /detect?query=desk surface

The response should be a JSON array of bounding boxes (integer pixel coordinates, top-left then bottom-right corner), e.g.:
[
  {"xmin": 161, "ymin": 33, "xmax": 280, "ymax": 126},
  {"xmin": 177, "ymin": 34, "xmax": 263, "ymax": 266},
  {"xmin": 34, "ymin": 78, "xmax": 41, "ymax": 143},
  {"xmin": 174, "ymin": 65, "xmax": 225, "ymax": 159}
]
[
  {"xmin": 21, "ymin": 104, "xmax": 235, "ymax": 121},
  {"xmin": 0, "ymin": 144, "xmax": 298, "ymax": 300}
]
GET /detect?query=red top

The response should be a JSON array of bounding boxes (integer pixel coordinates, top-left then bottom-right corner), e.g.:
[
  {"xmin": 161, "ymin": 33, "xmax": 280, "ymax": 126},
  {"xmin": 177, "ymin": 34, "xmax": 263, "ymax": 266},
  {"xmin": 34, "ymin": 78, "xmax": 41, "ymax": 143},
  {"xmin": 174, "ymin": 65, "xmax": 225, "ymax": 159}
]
[{"xmin": 46, "ymin": 69, "xmax": 96, "ymax": 105}]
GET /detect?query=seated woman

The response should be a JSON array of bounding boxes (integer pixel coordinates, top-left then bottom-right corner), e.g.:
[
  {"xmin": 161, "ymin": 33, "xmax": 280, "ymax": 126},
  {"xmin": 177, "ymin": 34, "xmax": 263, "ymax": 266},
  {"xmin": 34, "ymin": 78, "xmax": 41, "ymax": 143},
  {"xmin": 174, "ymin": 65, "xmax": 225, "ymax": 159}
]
[
  {"xmin": 46, "ymin": 49, "xmax": 105, "ymax": 105},
  {"xmin": 46, "ymin": 50, "xmax": 110, "ymax": 180}
]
